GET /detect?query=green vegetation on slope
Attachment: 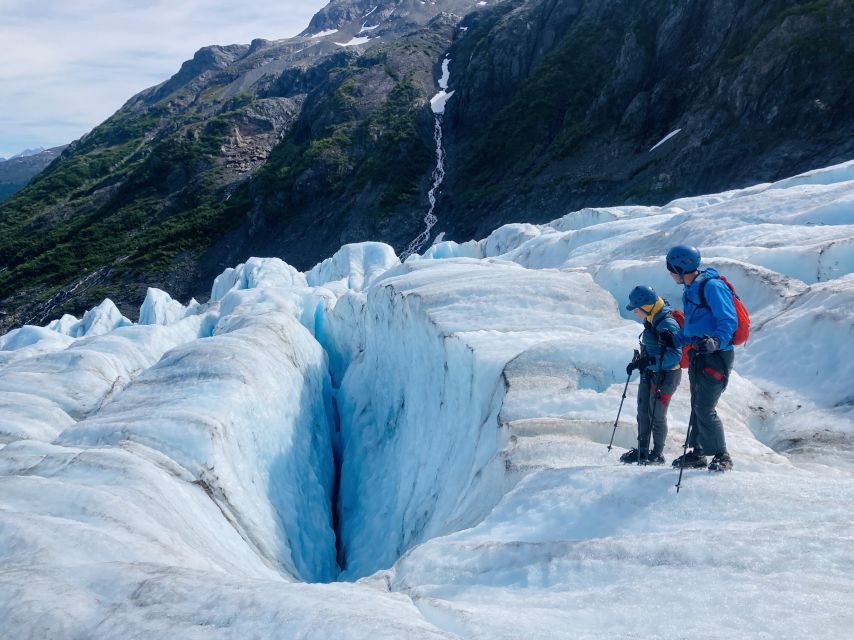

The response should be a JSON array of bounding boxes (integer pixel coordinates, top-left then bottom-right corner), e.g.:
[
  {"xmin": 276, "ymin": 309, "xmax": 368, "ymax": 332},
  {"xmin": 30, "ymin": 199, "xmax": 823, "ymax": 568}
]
[
  {"xmin": 0, "ymin": 104, "xmax": 247, "ymax": 303},
  {"xmin": 258, "ymin": 62, "xmax": 433, "ymax": 221}
]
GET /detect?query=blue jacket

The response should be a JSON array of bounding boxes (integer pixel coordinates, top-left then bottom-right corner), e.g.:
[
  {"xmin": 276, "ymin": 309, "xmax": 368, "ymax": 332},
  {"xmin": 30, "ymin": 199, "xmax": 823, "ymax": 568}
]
[
  {"xmin": 641, "ymin": 302, "xmax": 682, "ymax": 371},
  {"xmin": 676, "ymin": 268, "xmax": 737, "ymax": 351}
]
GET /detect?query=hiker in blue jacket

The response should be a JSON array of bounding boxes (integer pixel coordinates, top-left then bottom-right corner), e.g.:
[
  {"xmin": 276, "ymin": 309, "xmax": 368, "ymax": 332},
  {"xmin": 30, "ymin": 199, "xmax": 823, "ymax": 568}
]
[
  {"xmin": 621, "ymin": 285, "xmax": 683, "ymax": 465},
  {"xmin": 660, "ymin": 245, "xmax": 737, "ymax": 471}
]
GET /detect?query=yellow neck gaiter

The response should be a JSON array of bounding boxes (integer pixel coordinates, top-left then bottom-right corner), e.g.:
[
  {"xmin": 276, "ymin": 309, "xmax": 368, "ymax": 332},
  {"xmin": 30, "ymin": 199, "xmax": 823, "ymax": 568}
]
[{"xmin": 643, "ymin": 297, "xmax": 665, "ymax": 324}]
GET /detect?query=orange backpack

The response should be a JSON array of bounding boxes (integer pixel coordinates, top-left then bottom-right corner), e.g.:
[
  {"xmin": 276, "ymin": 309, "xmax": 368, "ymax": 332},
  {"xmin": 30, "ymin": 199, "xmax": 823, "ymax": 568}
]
[
  {"xmin": 669, "ymin": 310, "xmax": 692, "ymax": 368},
  {"xmin": 698, "ymin": 275, "xmax": 751, "ymax": 346}
]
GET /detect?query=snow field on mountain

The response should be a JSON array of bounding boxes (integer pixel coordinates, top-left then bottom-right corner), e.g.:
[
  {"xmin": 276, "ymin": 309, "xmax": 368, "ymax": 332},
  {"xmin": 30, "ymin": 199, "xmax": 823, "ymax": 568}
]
[{"xmin": 0, "ymin": 160, "xmax": 853, "ymax": 638}]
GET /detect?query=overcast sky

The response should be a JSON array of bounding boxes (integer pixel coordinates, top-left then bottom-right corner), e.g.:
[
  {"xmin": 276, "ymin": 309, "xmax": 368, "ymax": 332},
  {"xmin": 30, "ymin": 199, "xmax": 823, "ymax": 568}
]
[{"xmin": 0, "ymin": 0, "xmax": 329, "ymax": 159}]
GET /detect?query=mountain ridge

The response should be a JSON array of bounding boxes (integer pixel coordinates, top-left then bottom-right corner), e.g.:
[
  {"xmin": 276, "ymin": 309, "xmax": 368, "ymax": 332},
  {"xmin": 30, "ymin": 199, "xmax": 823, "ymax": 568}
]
[{"xmin": 0, "ymin": 0, "xmax": 851, "ymax": 332}]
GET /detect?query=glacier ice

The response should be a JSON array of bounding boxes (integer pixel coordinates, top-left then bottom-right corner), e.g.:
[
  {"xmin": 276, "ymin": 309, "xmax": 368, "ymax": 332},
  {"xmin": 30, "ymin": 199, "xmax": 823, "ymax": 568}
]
[
  {"xmin": 138, "ymin": 287, "xmax": 191, "ymax": 325},
  {"xmin": 1, "ymin": 160, "xmax": 854, "ymax": 638}
]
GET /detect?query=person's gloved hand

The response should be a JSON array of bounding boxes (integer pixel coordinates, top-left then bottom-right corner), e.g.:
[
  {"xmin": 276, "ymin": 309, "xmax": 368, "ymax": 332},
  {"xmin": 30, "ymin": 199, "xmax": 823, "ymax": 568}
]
[
  {"xmin": 695, "ymin": 336, "xmax": 720, "ymax": 353},
  {"xmin": 627, "ymin": 356, "xmax": 655, "ymax": 375},
  {"xmin": 659, "ymin": 331, "xmax": 676, "ymax": 348}
]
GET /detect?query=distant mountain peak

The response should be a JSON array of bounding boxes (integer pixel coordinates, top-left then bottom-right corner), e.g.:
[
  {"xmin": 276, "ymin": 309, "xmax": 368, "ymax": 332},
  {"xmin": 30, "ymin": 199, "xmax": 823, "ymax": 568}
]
[
  {"xmin": 302, "ymin": 0, "xmax": 492, "ymax": 37},
  {"xmin": 0, "ymin": 145, "xmax": 68, "ymax": 203},
  {"xmin": 10, "ymin": 147, "xmax": 45, "ymax": 159}
]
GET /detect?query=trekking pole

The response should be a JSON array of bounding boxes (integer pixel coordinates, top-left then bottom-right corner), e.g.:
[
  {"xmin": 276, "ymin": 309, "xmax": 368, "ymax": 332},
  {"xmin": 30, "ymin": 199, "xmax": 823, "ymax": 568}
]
[
  {"xmin": 607, "ymin": 349, "xmax": 639, "ymax": 451},
  {"xmin": 675, "ymin": 410, "xmax": 694, "ymax": 493},
  {"xmin": 641, "ymin": 351, "xmax": 665, "ymax": 465},
  {"xmin": 676, "ymin": 353, "xmax": 697, "ymax": 493}
]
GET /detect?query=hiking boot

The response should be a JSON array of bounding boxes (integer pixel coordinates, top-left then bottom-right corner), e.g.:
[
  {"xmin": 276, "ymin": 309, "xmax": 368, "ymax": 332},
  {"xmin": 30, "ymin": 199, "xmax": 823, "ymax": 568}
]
[
  {"xmin": 619, "ymin": 448, "xmax": 647, "ymax": 464},
  {"xmin": 644, "ymin": 452, "xmax": 666, "ymax": 465},
  {"xmin": 708, "ymin": 451, "xmax": 733, "ymax": 472},
  {"xmin": 671, "ymin": 449, "xmax": 707, "ymax": 468}
]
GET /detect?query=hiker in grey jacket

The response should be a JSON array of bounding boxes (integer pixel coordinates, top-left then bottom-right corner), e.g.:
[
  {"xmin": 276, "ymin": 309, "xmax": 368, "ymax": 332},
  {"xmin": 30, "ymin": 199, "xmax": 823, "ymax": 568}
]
[{"xmin": 621, "ymin": 285, "xmax": 683, "ymax": 465}]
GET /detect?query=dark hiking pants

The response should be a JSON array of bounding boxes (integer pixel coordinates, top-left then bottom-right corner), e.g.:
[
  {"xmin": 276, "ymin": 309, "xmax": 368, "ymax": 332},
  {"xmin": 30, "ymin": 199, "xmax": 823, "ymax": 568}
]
[
  {"xmin": 637, "ymin": 368, "xmax": 682, "ymax": 456},
  {"xmin": 687, "ymin": 349, "xmax": 735, "ymax": 455}
]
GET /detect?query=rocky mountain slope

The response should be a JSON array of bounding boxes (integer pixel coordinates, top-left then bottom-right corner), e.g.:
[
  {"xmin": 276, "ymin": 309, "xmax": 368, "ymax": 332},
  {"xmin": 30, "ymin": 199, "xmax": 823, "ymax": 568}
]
[{"xmin": 0, "ymin": 0, "xmax": 851, "ymax": 331}]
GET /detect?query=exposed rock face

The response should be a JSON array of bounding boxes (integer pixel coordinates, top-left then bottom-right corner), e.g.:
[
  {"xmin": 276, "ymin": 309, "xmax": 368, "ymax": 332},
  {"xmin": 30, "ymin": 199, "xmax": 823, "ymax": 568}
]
[
  {"xmin": 150, "ymin": 44, "xmax": 251, "ymax": 103},
  {"xmin": 439, "ymin": 0, "xmax": 854, "ymax": 239},
  {"xmin": 0, "ymin": 0, "xmax": 852, "ymax": 332},
  {"xmin": 220, "ymin": 98, "xmax": 303, "ymax": 174}
]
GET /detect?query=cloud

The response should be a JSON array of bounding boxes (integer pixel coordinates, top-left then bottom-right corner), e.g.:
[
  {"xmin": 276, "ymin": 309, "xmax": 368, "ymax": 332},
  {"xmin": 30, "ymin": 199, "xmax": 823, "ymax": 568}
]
[{"xmin": 0, "ymin": 0, "xmax": 329, "ymax": 158}]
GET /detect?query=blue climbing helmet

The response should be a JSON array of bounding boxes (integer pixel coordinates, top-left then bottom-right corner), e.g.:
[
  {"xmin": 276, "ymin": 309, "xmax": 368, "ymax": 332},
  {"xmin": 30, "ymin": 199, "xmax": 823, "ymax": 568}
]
[
  {"xmin": 666, "ymin": 245, "xmax": 701, "ymax": 274},
  {"xmin": 626, "ymin": 285, "xmax": 658, "ymax": 311}
]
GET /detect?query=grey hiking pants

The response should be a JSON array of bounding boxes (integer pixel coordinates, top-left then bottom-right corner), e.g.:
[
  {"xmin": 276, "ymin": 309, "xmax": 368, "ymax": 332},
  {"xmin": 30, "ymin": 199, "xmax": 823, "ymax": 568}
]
[
  {"xmin": 687, "ymin": 349, "xmax": 735, "ymax": 455},
  {"xmin": 637, "ymin": 368, "xmax": 682, "ymax": 456}
]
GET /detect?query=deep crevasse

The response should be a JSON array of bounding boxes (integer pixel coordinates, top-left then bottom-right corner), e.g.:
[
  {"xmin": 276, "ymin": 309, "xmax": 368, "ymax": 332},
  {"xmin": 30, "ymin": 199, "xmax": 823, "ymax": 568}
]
[
  {"xmin": 314, "ymin": 256, "xmax": 630, "ymax": 578},
  {"xmin": 323, "ymin": 266, "xmax": 509, "ymax": 578}
]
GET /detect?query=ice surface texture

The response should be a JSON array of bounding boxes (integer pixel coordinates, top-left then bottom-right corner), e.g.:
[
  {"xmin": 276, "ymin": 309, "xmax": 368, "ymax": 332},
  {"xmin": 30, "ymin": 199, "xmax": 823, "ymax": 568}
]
[{"xmin": 1, "ymin": 161, "xmax": 854, "ymax": 638}]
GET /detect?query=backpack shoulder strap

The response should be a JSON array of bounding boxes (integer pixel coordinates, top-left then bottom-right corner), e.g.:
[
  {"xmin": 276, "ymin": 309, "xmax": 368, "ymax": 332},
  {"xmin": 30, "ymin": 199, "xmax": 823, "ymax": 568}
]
[{"xmin": 697, "ymin": 274, "xmax": 718, "ymax": 309}]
